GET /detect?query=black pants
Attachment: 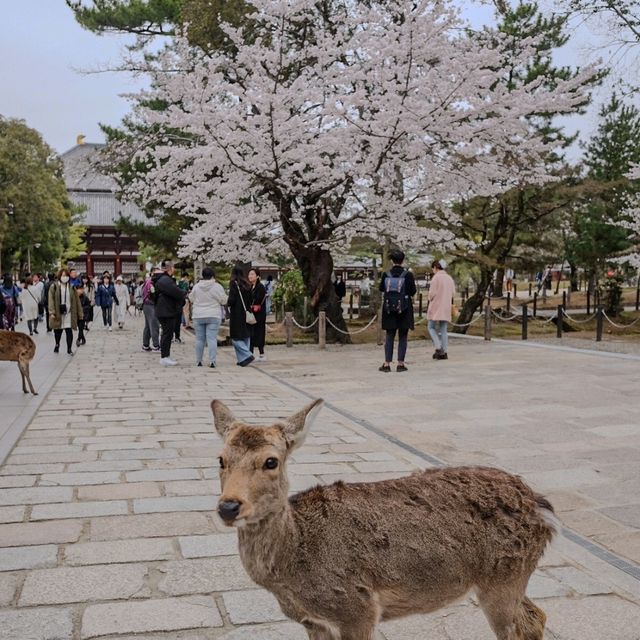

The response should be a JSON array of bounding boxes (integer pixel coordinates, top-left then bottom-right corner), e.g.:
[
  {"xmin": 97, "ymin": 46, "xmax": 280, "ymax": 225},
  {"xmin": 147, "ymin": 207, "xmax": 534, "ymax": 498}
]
[
  {"xmin": 54, "ymin": 328, "xmax": 73, "ymax": 352},
  {"xmin": 384, "ymin": 328, "xmax": 409, "ymax": 362},
  {"xmin": 159, "ymin": 316, "xmax": 176, "ymax": 358},
  {"xmin": 27, "ymin": 319, "xmax": 39, "ymax": 334},
  {"xmin": 77, "ymin": 319, "xmax": 86, "ymax": 343},
  {"xmin": 174, "ymin": 313, "xmax": 182, "ymax": 339},
  {"xmin": 101, "ymin": 306, "xmax": 112, "ymax": 326},
  {"xmin": 45, "ymin": 307, "xmax": 50, "ymax": 331},
  {"xmin": 250, "ymin": 316, "xmax": 266, "ymax": 354}
]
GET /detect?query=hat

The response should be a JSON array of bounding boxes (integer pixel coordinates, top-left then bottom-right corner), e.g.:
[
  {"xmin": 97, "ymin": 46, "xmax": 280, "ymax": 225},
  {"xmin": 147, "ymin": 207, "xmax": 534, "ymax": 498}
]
[
  {"xmin": 116, "ymin": 275, "xmax": 123, "ymax": 281},
  {"xmin": 439, "ymin": 259, "xmax": 447, "ymax": 270}
]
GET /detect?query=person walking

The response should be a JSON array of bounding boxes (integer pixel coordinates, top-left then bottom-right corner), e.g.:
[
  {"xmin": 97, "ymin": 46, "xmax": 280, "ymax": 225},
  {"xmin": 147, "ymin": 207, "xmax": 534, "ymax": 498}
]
[
  {"xmin": 75, "ymin": 283, "xmax": 92, "ymax": 346},
  {"xmin": 227, "ymin": 265, "xmax": 255, "ymax": 367},
  {"xmin": 79, "ymin": 274, "xmax": 94, "ymax": 330},
  {"xmin": 189, "ymin": 267, "xmax": 227, "ymax": 368},
  {"xmin": 0, "ymin": 274, "xmax": 21, "ymax": 331},
  {"xmin": 378, "ymin": 250, "xmax": 416, "ymax": 373},
  {"xmin": 31, "ymin": 273, "xmax": 45, "ymax": 322},
  {"xmin": 48, "ymin": 268, "xmax": 82, "ymax": 355},
  {"xmin": 141, "ymin": 269, "xmax": 161, "ymax": 352},
  {"xmin": 427, "ymin": 260, "xmax": 456, "ymax": 361},
  {"xmin": 152, "ymin": 260, "xmax": 187, "ymax": 366},
  {"xmin": 95, "ymin": 274, "xmax": 117, "ymax": 331},
  {"xmin": 248, "ymin": 267, "xmax": 267, "ymax": 361},
  {"xmin": 114, "ymin": 275, "xmax": 129, "ymax": 329},
  {"xmin": 265, "ymin": 274, "xmax": 274, "ymax": 315},
  {"xmin": 43, "ymin": 273, "xmax": 55, "ymax": 332},
  {"xmin": 21, "ymin": 276, "xmax": 41, "ymax": 335}
]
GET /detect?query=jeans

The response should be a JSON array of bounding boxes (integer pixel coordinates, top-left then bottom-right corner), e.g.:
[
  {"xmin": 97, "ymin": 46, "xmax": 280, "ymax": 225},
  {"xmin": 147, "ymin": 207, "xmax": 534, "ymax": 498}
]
[
  {"xmin": 428, "ymin": 320, "xmax": 448, "ymax": 352},
  {"xmin": 384, "ymin": 328, "xmax": 408, "ymax": 362},
  {"xmin": 143, "ymin": 304, "xmax": 160, "ymax": 348},
  {"xmin": 193, "ymin": 317, "xmax": 221, "ymax": 365},
  {"xmin": 101, "ymin": 306, "xmax": 112, "ymax": 327},
  {"xmin": 159, "ymin": 316, "xmax": 176, "ymax": 358},
  {"xmin": 232, "ymin": 337, "xmax": 252, "ymax": 363}
]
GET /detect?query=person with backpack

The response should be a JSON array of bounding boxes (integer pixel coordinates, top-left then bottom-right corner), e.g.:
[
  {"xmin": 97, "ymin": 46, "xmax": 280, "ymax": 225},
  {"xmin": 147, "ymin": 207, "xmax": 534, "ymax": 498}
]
[
  {"xmin": 427, "ymin": 259, "xmax": 456, "ymax": 360},
  {"xmin": 378, "ymin": 250, "xmax": 416, "ymax": 373},
  {"xmin": 141, "ymin": 269, "xmax": 161, "ymax": 352}
]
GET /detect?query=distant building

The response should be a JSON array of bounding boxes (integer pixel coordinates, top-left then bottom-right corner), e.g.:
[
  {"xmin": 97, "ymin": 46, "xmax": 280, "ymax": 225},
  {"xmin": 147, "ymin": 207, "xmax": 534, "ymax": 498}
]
[{"xmin": 61, "ymin": 141, "xmax": 149, "ymax": 278}]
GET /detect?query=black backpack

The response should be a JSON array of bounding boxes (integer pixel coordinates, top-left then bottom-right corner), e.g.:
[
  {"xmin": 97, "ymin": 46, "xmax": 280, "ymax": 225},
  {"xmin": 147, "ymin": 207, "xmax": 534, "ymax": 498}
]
[{"xmin": 383, "ymin": 270, "xmax": 409, "ymax": 315}]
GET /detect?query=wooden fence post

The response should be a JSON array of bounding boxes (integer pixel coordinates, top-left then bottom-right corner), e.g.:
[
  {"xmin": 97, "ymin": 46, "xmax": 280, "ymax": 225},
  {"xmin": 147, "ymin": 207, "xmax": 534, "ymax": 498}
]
[
  {"xmin": 285, "ymin": 312, "xmax": 293, "ymax": 348},
  {"xmin": 596, "ymin": 306, "xmax": 604, "ymax": 342},
  {"xmin": 522, "ymin": 304, "xmax": 528, "ymax": 340},
  {"xmin": 418, "ymin": 293, "xmax": 423, "ymax": 317},
  {"xmin": 318, "ymin": 311, "xmax": 326, "ymax": 350},
  {"xmin": 533, "ymin": 292, "xmax": 538, "ymax": 318},
  {"xmin": 556, "ymin": 305, "xmax": 563, "ymax": 339},
  {"xmin": 376, "ymin": 310, "xmax": 383, "ymax": 346},
  {"xmin": 484, "ymin": 298, "xmax": 492, "ymax": 341}
]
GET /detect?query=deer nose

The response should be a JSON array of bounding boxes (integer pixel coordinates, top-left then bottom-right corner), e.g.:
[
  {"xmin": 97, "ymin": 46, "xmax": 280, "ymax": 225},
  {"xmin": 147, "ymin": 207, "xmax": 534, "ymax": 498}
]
[{"xmin": 218, "ymin": 500, "xmax": 241, "ymax": 522}]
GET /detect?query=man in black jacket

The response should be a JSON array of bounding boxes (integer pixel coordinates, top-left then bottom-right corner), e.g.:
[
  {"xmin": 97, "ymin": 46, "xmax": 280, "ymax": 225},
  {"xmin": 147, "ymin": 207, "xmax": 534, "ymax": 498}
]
[{"xmin": 152, "ymin": 260, "xmax": 186, "ymax": 366}]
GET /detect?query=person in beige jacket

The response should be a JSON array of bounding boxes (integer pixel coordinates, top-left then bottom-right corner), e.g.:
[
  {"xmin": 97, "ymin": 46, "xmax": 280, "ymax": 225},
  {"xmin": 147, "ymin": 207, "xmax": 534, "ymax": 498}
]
[{"xmin": 427, "ymin": 260, "xmax": 456, "ymax": 360}]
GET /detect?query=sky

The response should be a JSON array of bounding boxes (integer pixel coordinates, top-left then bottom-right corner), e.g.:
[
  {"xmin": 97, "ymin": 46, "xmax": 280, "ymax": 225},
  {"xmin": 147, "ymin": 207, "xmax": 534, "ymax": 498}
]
[{"xmin": 0, "ymin": 0, "xmax": 630, "ymax": 158}]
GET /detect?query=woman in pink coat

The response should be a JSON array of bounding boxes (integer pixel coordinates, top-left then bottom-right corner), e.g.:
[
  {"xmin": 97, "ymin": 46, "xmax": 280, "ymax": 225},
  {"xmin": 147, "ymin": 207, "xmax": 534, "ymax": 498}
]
[{"xmin": 427, "ymin": 260, "xmax": 456, "ymax": 360}]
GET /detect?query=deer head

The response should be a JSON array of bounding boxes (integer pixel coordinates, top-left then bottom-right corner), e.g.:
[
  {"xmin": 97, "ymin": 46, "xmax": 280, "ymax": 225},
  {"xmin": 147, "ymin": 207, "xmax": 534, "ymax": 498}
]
[{"xmin": 212, "ymin": 398, "xmax": 323, "ymax": 527}]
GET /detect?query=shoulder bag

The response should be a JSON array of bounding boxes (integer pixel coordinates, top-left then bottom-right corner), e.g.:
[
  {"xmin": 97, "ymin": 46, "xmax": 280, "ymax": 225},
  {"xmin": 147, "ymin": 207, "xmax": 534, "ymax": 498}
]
[{"xmin": 236, "ymin": 282, "xmax": 257, "ymax": 325}]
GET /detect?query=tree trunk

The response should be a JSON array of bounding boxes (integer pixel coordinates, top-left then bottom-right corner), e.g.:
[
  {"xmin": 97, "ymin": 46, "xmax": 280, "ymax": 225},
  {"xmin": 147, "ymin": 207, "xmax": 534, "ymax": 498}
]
[
  {"xmin": 289, "ymin": 243, "xmax": 351, "ymax": 344},
  {"xmin": 455, "ymin": 268, "xmax": 492, "ymax": 334},
  {"xmin": 569, "ymin": 262, "xmax": 579, "ymax": 292}
]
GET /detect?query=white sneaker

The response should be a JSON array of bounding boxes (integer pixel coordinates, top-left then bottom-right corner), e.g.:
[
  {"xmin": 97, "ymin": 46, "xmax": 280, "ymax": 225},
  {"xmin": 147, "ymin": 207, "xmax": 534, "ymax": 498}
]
[
  {"xmin": 108, "ymin": 326, "xmax": 113, "ymax": 332},
  {"xmin": 257, "ymin": 354, "xmax": 266, "ymax": 361},
  {"xmin": 160, "ymin": 357, "xmax": 178, "ymax": 366}
]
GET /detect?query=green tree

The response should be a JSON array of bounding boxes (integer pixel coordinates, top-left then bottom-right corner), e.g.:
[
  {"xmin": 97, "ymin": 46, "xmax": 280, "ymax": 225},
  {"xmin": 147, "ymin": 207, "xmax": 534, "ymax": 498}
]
[
  {"xmin": 565, "ymin": 94, "xmax": 640, "ymax": 291},
  {"xmin": 0, "ymin": 117, "xmax": 74, "ymax": 275},
  {"xmin": 446, "ymin": 2, "xmax": 596, "ymax": 328}
]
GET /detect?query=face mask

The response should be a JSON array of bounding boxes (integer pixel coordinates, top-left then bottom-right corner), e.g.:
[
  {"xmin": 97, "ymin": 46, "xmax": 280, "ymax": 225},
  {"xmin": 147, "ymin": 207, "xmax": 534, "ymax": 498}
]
[{"xmin": 60, "ymin": 276, "xmax": 69, "ymax": 284}]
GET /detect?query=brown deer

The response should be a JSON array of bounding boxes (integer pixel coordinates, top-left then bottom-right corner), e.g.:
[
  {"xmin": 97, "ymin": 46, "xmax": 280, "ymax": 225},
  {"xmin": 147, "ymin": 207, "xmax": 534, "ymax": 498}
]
[
  {"xmin": 0, "ymin": 331, "xmax": 37, "ymax": 395},
  {"xmin": 212, "ymin": 399, "xmax": 556, "ymax": 640}
]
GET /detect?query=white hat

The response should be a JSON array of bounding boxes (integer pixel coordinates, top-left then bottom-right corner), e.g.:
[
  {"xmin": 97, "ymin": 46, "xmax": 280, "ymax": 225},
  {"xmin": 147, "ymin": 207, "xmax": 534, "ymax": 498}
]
[
  {"xmin": 116, "ymin": 275, "xmax": 123, "ymax": 281},
  {"xmin": 438, "ymin": 259, "xmax": 447, "ymax": 270}
]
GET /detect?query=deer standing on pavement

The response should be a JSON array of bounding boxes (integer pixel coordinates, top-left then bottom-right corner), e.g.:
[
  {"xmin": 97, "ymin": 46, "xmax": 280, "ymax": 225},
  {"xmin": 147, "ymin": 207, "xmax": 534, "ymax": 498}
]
[
  {"xmin": 0, "ymin": 331, "xmax": 38, "ymax": 395},
  {"xmin": 213, "ymin": 399, "xmax": 555, "ymax": 640}
]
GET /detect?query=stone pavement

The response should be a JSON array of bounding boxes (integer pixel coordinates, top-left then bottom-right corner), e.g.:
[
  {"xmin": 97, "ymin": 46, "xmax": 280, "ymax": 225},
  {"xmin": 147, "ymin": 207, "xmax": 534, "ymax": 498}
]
[{"xmin": 0, "ymin": 317, "xmax": 639, "ymax": 639}]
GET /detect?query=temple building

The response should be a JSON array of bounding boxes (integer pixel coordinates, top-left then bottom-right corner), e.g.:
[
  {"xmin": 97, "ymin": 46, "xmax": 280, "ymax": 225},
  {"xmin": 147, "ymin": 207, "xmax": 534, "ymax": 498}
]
[{"xmin": 61, "ymin": 140, "xmax": 148, "ymax": 277}]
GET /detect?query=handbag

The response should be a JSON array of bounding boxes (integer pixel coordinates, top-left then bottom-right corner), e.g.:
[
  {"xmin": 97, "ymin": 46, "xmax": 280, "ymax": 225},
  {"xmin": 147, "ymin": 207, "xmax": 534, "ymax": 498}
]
[{"xmin": 236, "ymin": 282, "xmax": 257, "ymax": 325}]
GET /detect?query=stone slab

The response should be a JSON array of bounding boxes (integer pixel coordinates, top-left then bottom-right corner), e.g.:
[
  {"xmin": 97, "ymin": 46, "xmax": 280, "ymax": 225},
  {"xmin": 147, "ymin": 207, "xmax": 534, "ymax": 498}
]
[
  {"xmin": 222, "ymin": 589, "xmax": 287, "ymax": 624},
  {"xmin": 0, "ymin": 544, "xmax": 58, "ymax": 572},
  {"xmin": 65, "ymin": 538, "xmax": 176, "ymax": 565},
  {"xmin": 0, "ymin": 606, "xmax": 74, "ymax": 640}
]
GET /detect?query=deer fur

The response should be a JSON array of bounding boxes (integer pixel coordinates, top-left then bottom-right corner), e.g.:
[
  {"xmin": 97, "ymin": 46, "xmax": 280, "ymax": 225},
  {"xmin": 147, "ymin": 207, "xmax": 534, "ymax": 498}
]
[
  {"xmin": 213, "ymin": 399, "xmax": 555, "ymax": 640},
  {"xmin": 0, "ymin": 331, "xmax": 37, "ymax": 395}
]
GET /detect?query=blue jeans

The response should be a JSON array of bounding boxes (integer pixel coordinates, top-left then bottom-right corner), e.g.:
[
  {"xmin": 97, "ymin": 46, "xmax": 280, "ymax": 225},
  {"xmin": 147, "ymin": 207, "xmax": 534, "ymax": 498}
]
[
  {"xmin": 428, "ymin": 320, "xmax": 448, "ymax": 352},
  {"xmin": 232, "ymin": 337, "xmax": 252, "ymax": 363},
  {"xmin": 193, "ymin": 317, "xmax": 221, "ymax": 364}
]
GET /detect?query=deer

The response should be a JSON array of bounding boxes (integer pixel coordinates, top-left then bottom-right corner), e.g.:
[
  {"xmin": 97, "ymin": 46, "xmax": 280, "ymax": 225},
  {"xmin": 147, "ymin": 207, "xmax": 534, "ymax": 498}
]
[
  {"xmin": 212, "ymin": 398, "xmax": 556, "ymax": 640},
  {"xmin": 0, "ymin": 331, "xmax": 38, "ymax": 395}
]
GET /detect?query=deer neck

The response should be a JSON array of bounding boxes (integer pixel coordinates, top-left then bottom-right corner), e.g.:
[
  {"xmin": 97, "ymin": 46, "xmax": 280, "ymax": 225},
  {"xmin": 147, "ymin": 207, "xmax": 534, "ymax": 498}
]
[{"xmin": 237, "ymin": 499, "xmax": 298, "ymax": 587}]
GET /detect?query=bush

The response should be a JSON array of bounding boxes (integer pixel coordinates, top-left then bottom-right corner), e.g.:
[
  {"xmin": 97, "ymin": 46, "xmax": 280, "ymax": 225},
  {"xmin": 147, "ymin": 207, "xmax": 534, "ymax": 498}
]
[
  {"xmin": 603, "ymin": 271, "xmax": 624, "ymax": 316},
  {"xmin": 271, "ymin": 270, "xmax": 306, "ymax": 320}
]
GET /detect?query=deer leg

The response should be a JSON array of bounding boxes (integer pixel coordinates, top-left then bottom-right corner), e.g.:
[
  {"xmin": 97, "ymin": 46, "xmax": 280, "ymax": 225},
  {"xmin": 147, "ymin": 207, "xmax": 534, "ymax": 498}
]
[
  {"xmin": 19, "ymin": 360, "xmax": 37, "ymax": 396},
  {"xmin": 476, "ymin": 584, "xmax": 522, "ymax": 640},
  {"xmin": 337, "ymin": 622, "xmax": 377, "ymax": 640}
]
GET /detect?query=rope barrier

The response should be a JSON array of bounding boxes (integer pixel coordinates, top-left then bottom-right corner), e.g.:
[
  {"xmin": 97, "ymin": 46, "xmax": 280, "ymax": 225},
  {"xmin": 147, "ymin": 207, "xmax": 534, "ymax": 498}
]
[
  {"xmin": 530, "ymin": 313, "xmax": 558, "ymax": 324},
  {"xmin": 561, "ymin": 310, "xmax": 598, "ymax": 325},
  {"xmin": 290, "ymin": 316, "xmax": 319, "ymax": 330},
  {"xmin": 602, "ymin": 311, "xmax": 640, "ymax": 330},
  {"xmin": 490, "ymin": 309, "xmax": 520, "ymax": 322},
  {"xmin": 325, "ymin": 315, "xmax": 379, "ymax": 335},
  {"xmin": 450, "ymin": 312, "xmax": 486, "ymax": 328}
]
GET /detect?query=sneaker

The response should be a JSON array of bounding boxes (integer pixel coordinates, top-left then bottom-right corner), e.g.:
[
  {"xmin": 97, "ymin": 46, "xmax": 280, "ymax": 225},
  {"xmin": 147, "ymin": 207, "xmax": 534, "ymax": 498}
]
[
  {"xmin": 257, "ymin": 354, "xmax": 266, "ymax": 361},
  {"xmin": 174, "ymin": 337, "xmax": 182, "ymax": 343},
  {"xmin": 378, "ymin": 364, "xmax": 391, "ymax": 372},
  {"xmin": 197, "ymin": 362, "xmax": 202, "ymax": 367},
  {"xmin": 53, "ymin": 345, "xmax": 60, "ymax": 353},
  {"xmin": 396, "ymin": 364, "xmax": 408, "ymax": 372},
  {"xmin": 436, "ymin": 352, "xmax": 449, "ymax": 360},
  {"xmin": 108, "ymin": 326, "xmax": 112, "ymax": 332},
  {"xmin": 432, "ymin": 349, "xmax": 442, "ymax": 360},
  {"xmin": 209, "ymin": 363, "xmax": 216, "ymax": 369},
  {"xmin": 152, "ymin": 346, "xmax": 160, "ymax": 351},
  {"xmin": 33, "ymin": 329, "xmax": 38, "ymax": 334},
  {"xmin": 76, "ymin": 338, "xmax": 81, "ymax": 346},
  {"xmin": 238, "ymin": 355, "xmax": 255, "ymax": 367},
  {"xmin": 67, "ymin": 349, "xmax": 74, "ymax": 356},
  {"xmin": 160, "ymin": 357, "xmax": 178, "ymax": 366},
  {"xmin": 142, "ymin": 346, "xmax": 152, "ymax": 352}
]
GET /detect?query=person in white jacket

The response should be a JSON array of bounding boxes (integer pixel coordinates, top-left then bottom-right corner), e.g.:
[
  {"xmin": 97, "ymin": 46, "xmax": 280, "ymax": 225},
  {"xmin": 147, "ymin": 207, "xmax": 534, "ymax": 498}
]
[
  {"xmin": 114, "ymin": 275, "xmax": 130, "ymax": 329},
  {"xmin": 189, "ymin": 267, "xmax": 228, "ymax": 368}
]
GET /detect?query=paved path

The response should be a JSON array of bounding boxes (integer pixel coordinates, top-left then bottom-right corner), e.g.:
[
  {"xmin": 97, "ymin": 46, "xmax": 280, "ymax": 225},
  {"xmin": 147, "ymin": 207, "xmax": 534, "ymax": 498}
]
[{"xmin": 0, "ymin": 318, "xmax": 639, "ymax": 639}]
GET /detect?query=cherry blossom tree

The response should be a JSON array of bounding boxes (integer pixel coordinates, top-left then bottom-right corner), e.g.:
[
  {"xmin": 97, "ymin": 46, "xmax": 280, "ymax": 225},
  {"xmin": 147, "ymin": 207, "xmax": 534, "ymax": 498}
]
[{"xmin": 118, "ymin": 0, "xmax": 595, "ymax": 337}]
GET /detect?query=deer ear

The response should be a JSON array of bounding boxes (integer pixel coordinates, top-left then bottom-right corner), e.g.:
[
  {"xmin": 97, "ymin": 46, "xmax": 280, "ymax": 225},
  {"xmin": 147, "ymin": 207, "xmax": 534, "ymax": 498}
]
[
  {"xmin": 211, "ymin": 400, "xmax": 237, "ymax": 439},
  {"xmin": 282, "ymin": 399, "xmax": 323, "ymax": 452}
]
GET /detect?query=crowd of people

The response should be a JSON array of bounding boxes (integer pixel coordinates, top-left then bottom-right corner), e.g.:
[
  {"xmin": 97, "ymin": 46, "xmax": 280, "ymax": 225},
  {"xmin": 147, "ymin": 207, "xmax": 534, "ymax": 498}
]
[{"xmin": 1, "ymin": 251, "xmax": 455, "ymax": 371}]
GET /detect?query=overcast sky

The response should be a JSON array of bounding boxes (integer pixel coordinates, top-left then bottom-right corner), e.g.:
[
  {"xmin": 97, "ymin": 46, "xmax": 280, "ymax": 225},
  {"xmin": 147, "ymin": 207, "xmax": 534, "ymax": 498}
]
[{"xmin": 0, "ymin": 0, "xmax": 626, "ymax": 159}]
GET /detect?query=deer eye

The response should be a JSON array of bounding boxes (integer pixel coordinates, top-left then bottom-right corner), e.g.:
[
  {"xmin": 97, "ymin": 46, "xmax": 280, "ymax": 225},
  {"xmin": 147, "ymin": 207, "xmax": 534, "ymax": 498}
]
[
  {"xmin": 218, "ymin": 457, "xmax": 225, "ymax": 469},
  {"xmin": 263, "ymin": 457, "xmax": 279, "ymax": 470}
]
